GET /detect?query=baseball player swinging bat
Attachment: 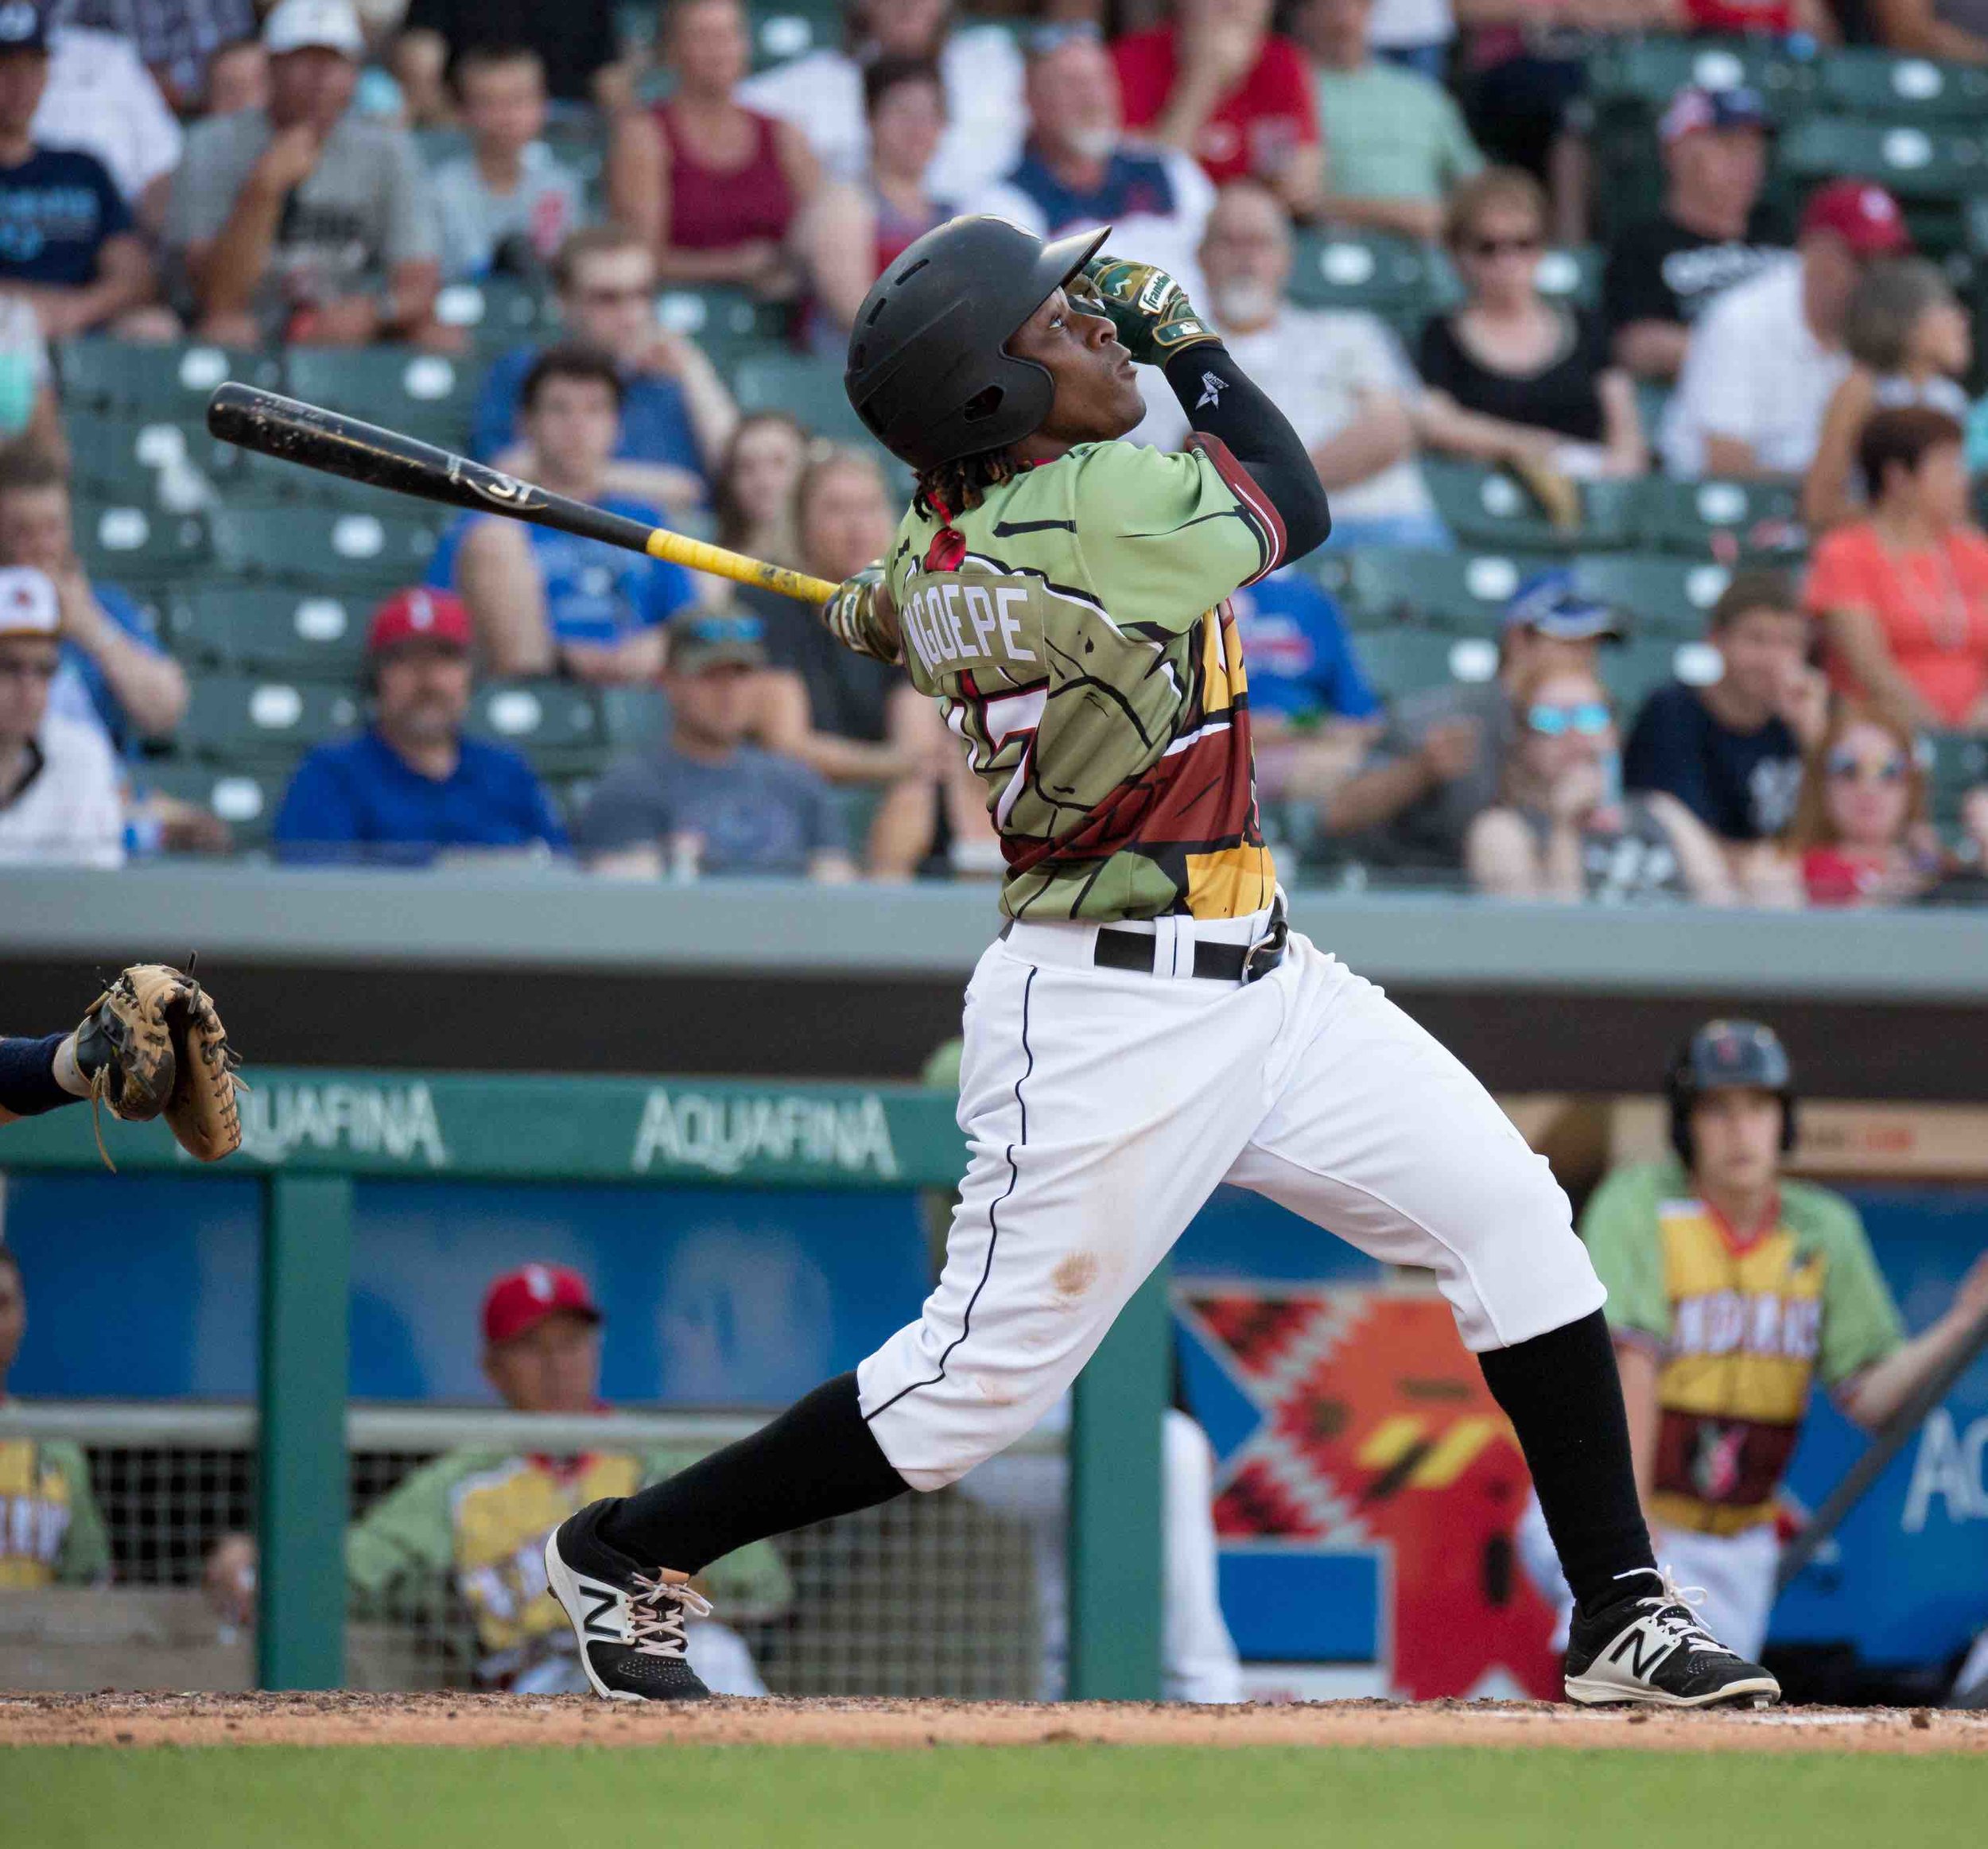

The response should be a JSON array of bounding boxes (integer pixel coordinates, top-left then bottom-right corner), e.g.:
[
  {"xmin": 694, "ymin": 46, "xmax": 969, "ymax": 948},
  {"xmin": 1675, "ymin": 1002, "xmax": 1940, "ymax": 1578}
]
[{"xmin": 204, "ymin": 383, "xmax": 838, "ymax": 606}]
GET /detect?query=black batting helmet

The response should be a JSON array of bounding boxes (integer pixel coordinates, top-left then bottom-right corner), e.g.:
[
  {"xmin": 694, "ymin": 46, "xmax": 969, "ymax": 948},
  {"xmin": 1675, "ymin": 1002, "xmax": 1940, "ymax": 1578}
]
[
  {"xmin": 1664, "ymin": 1020, "xmax": 1797, "ymax": 1168},
  {"xmin": 845, "ymin": 215, "xmax": 1110, "ymax": 475}
]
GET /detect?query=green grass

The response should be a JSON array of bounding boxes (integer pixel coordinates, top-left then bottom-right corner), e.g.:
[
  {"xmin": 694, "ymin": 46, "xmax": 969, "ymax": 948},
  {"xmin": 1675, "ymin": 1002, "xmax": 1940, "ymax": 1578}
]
[{"xmin": 10, "ymin": 1746, "xmax": 1982, "ymax": 1849}]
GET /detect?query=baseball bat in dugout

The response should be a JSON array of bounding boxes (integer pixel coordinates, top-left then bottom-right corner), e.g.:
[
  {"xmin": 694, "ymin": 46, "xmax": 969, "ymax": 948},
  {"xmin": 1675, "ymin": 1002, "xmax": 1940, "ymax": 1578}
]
[{"xmin": 205, "ymin": 382, "xmax": 838, "ymax": 604}]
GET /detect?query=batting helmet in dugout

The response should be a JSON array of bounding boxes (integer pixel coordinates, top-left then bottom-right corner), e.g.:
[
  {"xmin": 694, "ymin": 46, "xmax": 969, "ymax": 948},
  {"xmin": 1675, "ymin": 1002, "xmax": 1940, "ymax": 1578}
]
[
  {"xmin": 845, "ymin": 215, "xmax": 1111, "ymax": 474},
  {"xmin": 1664, "ymin": 1019, "xmax": 1798, "ymax": 1167}
]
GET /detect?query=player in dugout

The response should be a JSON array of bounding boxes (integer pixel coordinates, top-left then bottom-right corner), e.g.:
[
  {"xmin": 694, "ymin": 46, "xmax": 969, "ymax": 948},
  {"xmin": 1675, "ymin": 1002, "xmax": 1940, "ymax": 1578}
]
[
  {"xmin": 1521, "ymin": 1020, "xmax": 1988, "ymax": 1663},
  {"xmin": 542, "ymin": 214, "xmax": 1781, "ymax": 1711},
  {"xmin": 205, "ymin": 1263, "xmax": 788, "ymax": 1695}
]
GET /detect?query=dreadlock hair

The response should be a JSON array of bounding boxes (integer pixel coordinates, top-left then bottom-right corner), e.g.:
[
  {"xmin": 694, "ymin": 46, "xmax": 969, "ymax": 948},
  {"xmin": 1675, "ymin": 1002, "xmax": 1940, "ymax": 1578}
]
[{"xmin": 914, "ymin": 448, "xmax": 1027, "ymax": 522}]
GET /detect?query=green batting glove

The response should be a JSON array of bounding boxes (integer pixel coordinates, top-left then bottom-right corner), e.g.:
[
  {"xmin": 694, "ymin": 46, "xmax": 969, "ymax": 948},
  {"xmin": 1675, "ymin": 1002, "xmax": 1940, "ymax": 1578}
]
[{"xmin": 1078, "ymin": 255, "xmax": 1221, "ymax": 367}]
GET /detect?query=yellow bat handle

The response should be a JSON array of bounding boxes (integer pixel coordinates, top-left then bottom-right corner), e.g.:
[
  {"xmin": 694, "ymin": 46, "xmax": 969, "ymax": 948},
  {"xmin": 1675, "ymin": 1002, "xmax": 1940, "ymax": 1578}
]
[{"xmin": 643, "ymin": 529, "xmax": 839, "ymax": 605}]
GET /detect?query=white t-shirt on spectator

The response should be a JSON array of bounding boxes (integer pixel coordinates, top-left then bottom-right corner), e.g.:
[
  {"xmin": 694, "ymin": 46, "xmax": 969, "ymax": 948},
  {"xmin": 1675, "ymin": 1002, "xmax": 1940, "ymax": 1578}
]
[
  {"xmin": 738, "ymin": 26, "xmax": 1025, "ymax": 205},
  {"xmin": 1131, "ymin": 305, "xmax": 1439, "ymax": 526},
  {"xmin": 1660, "ymin": 256, "xmax": 1850, "ymax": 479},
  {"xmin": 970, "ymin": 147, "xmax": 1216, "ymax": 311},
  {"xmin": 35, "ymin": 25, "xmax": 184, "ymax": 205},
  {"xmin": 0, "ymin": 717, "xmax": 125, "ymax": 868},
  {"xmin": 1369, "ymin": 0, "xmax": 1457, "ymax": 49}
]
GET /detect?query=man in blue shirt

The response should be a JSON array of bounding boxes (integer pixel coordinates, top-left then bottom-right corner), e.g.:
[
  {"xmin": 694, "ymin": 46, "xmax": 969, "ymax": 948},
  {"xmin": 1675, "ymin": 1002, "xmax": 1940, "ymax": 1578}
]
[
  {"xmin": 0, "ymin": 445, "xmax": 184, "ymax": 755},
  {"xmin": 470, "ymin": 227, "xmax": 734, "ymax": 521},
  {"xmin": 0, "ymin": 3, "xmax": 162, "ymax": 336},
  {"xmin": 1233, "ymin": 565, "xmax": 1384, "ymax": 806},
  {"xmin": 273, "ymin": 585, "xmax": 567, "ymax": 866},
  {"xmin": 1623, "ymin": 569, "xmax": 1823, "ymax": 851},
  {"xmin": 436, "ymin": 344, "xmax": 697, "ymax": 685}
]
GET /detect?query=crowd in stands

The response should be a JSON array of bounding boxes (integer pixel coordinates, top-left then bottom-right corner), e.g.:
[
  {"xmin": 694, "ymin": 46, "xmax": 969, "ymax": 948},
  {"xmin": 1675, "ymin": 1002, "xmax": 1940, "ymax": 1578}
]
[{"xmin": 2, "ymin": 0, "xmax": 1987, "ymax": 907}]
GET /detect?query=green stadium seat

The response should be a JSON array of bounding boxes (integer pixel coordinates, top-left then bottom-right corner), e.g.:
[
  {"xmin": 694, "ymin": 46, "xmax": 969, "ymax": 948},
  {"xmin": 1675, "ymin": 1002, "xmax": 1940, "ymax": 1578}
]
[
  {"xmin": 182, "ymin": 673, "xmax": 362, "ymax": 765},
  {"xmin": 733, "ymin": 351, "xmax": 876, "ymax": 447},
  {"xmin": 284, "ymin": 347, "xmax": 480, "ymax": 452},
  {"xmin": 1420, "ymin": 460, "xmax": 1637, "ymax": 554},
  {"xmin": 59, "ymin": 340, "xmax": 281, "ymax": 418},
  {"xmin": 211, "ymin": 504, "xmax": 442, "ymax": 591},
  {"xmin": 1335, "ymin": 548, "xmax": 1554, "ymax": 633},
  {"xmin": 1603, "ymin": 637, "xmax": 1726, "ymax": 714},
  {"xmin": 1287, "ymin": 231, "xmax": 1447, "ymax": 324},
  {"xmin": 433, "ymin": 278, "xmax": 558, "ymax": 352},
  {"xmin": 597, "ymin": 682, "xmax": 669, "ymax": 750},
  {"xmin": 141, "ymin": 758, "xmax": 284, "ymax": 849},
  {"xmin": 164, "ymin": 587, "xmax": 371, "ymax": 679},
  {"xmin": 1924, "ymin": 729, "xmax": 1988, "ymax": 828},
  {"xmin": 1776, "ymin": 115, "xmax": 1988, "ymax": 204},
  {"xmin": 1631, "ymin": 478, "xmax": 1803, "ymax": 558},
  {"xmin": 1355, "ymin": 627, "xmax": 1501, "ymax": 705},
  {"xmin": 657, "ymin": 286, "xmax": 790, "ymax": 372},
  {"xmin": 750, "ymin": 1, "xmax": 843, "ymax": 69},
  {"xmin": 466, "ymin": 679, "xmax": 611, "ymax": 774},
  {"xmin": 1533, "ymin": 245, "xmax": 1604, "ymax": 314},
  {"xmin": 68, "ymin": 416, "xmax": 179, "ymax": 504},
  {"xmin": 1585, "ymin": 36, "xmax": 1811, "ymax": 116},
  {"xmin": 1815, "ymin": 50, "xmax": 1988, "ymax": 122},
  {"xmin": 1569, "ymin": 555, "xmax": 1734, "ymax": 639},
  {"xmin": 76, "ymin": 503, "xmax": 209, "ymax": 585}
]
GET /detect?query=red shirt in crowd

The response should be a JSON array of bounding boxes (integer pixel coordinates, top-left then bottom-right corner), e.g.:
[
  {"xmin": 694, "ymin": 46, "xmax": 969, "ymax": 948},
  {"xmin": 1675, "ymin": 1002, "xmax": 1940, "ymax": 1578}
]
[
  {"xmin": 1682, "ymin": 0, "xmax": 1796, "ymax": 33},
  {"xmin": 1801, "ymin": 845, "xmax": 1905, "ymax": 907},
  {"xmin": 1111, "ymin": 27, "xmax": 1318, "ymax": 188},
  {"xmin": 1805, "ymin": 521, "xmax": 1988, "ymax": 729}
]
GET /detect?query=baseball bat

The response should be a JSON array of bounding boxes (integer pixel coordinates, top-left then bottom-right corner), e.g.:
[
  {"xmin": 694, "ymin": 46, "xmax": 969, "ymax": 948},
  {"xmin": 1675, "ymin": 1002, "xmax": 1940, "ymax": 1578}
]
[
  {"xmin": 1773, "ymin": 1298, "xmax": 1988, "ymax": 1592},
  {"xmin": 204, "ymin": 381, "xmax": 838, "ymax": 605}
]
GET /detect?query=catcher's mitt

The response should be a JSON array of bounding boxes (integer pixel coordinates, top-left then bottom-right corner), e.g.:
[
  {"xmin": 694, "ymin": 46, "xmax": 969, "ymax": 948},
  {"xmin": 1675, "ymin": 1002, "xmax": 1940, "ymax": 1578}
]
[{"xmin": 73, "ymin": 964, "xmax": 243, "ymax": 1166}]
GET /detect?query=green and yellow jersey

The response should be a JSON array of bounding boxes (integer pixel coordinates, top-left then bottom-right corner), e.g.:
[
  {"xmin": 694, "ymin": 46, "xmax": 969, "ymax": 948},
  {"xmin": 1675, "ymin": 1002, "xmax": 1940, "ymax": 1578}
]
[
  {"xmin": 346, "ymin": 1444, "xmax": 793, "ymax": 1685},
  {"xmin": 887, "ymin": 435, "xmax": 1287, "ymax": 923},
  {"xmin": 1581, "ymin": 1160, "xmax": 1905, "ymax": 1536},
  {"xmin": 0, "ymin": 1434, "xmax": 109, "ymax": 1587}
]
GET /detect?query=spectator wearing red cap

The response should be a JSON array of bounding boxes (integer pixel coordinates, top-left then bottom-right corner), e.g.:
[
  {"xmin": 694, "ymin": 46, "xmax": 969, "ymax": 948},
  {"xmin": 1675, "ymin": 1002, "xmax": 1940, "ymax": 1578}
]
[
  {"xmin": 1603, "ymin": 87, "xmax": 1788, "ymax": 385},
  {"xmin": 270, "ymin": 587, "xmax": 567, "ymax": 867},
  {"xmin": 1662, "ymin": 179, "xmax": 1911, "ymax": 480},
  {"xmin": 207, "ymin": 1261, "xmax": 789, "ymax": 1695}
]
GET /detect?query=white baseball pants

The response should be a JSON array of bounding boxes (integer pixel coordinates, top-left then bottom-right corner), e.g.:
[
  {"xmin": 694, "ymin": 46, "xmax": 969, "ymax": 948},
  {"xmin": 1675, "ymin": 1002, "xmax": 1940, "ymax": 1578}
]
[{"xmin": 859, "ymin": 903, "xmax": 1606, "ymax": 1490}]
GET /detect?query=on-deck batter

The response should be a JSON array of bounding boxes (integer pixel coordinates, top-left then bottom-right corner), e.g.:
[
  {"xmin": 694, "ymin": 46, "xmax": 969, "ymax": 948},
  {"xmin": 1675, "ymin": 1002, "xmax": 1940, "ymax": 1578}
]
[{"xmin": 546, "ymin": 215, "xmax": 1779, "ymax": 1709}]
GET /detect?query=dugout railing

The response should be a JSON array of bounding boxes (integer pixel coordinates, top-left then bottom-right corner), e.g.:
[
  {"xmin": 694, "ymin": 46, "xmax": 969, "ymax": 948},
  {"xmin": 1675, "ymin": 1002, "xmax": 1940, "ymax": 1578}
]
[{"xmin": 0, "ymin": 1071, "xmax": 1169, "ymax": 1698}]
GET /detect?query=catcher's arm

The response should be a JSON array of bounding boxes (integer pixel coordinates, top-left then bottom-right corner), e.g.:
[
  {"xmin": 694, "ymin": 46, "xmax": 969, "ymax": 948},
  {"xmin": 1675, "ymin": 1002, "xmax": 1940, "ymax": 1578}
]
[{"xmin": 0, "ymin": 1029, "xmax": 94, "ymax": 1125}]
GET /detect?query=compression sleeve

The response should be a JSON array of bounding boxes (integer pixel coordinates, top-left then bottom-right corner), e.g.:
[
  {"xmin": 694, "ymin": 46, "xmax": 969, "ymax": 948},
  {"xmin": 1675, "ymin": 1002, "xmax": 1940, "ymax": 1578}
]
[{"xmin": 1163, "ymin": 343, "xmax": 1331, "ymax": 559}]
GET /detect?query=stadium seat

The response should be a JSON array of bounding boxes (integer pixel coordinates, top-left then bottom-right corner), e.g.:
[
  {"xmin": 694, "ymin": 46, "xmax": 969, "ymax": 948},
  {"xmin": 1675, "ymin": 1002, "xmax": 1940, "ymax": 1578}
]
[
  {"xmin": 466, "ymin": 678, "xmax": 611, "ymax": 774},
  {"xmin": 182, "ymin": 673, "xmax": 362, "ymax": 765},
  {"xmin": 141, "ymin": 758, "xmax": 283, "ymax": 850},
  {"xmin": 1924, "ymin": 729, "xmax": 1988, "ymax": 828},
  {"xmin": 75, "ymin": 503, "xmax": 210, "ymax": 587},
  {"xmin": 1420, "ymin": 460, "xmax": 1637, "ymax": 554},
  {"xmin": 1287, "ymin": 231, "xmax": 1446, "ymax": 328},
  {"xmin": 733, "ymin": 351, "xmax": 876, "ymax": 447},
  {"xmin": 1815, "ymin": 49, "xmax": 1988, "ymax": 122},
  {"xmin": 1335, "ymin": 548, "xmax": 1553, "ymax": 633},
  {"xmin": 1569, "ymin": 555, "xmax": 1734, "ymax": 639},
  {"xmin": 1630, "ymin": 478, "xmax": 1803, "ymax": 559},
  {"xmin": 1603, "ymin": 636, "xmax": 1726, "ymax": 714},
  {"xmin": 1776, "ymin": 115, "xmax": 1988, "ymax": 204},
  {"xmin": 1355, "ymin": 627, "xmax": 1501, "ymax": 705},
  {"xmin": 1584, "ymin": 35, "xmax": 1811, "ymax": 116},
  {"xmin": 657, "ymin": 286, "xmax": 791, "ymax": 373},
  {"xmin": 1532, "ymin": 245, "xmax": 1604, "ymax": 314},
  {"xmin": 164, "ymin": 588, "xmax": 371, "ymax": 680},
  {"xmin": 285, "ymin": 347, "xmax": 480, "ymax": 452},
  {"xmin": 211, "ymin": 504, "xmax": 443, "ymax": 592},
  {"xmin": 597, "ymin": 682, "xmax": 669, "ymax": 750},
  {"xmin": 59, "ymin": 340, "xmax": 280, "ymax": 419},
  {"xmin": 433, "ymin": 278, "xmax": 557, "ymax": 352}
]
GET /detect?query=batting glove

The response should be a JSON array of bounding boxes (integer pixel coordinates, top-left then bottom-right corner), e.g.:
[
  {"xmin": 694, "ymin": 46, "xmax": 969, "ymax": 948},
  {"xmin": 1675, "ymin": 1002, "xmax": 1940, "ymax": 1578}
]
[
  {"xmin": 1078, "ymin": 256, "xmax": 1221, "ymax": 367},
  {"xmin": 820, "ymin": 562, "xmax": 903, "ymax": 666}
]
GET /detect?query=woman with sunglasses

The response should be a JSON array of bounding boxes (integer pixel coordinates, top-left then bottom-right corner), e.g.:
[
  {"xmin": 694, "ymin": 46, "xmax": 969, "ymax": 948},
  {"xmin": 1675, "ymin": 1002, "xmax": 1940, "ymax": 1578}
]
[
  {"xmin": 1415, "ymin": 168, "xmax": 1645, "ymax": 487},
  {"xmin": 1805, "ymin": 406, "xmax": 1988, "ymax": 735},
  {"xmin": 1784, "ymin": 704, "xmax": 1938, "ymax": 907},
  {"xmin": 1466, "ymin": 662, "xmax": 1734, "ymax": 903}
]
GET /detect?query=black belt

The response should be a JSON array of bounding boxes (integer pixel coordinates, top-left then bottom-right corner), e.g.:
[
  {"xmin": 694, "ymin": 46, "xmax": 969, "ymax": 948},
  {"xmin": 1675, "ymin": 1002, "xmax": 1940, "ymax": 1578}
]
[{"xmin": 1005, "ymin": 898, "xmax": 1289, "ymax": 984}]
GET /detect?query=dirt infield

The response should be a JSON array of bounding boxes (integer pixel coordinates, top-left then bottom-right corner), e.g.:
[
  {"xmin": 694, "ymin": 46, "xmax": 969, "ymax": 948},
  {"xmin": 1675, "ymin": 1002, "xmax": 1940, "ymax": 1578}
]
[{"xmin": 3, "ymin": 1691, "xmax": 1983, "ymax": 1754}]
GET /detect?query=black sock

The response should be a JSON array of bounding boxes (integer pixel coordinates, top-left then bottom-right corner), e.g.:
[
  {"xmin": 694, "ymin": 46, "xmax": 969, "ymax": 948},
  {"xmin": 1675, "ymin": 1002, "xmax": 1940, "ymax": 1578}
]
[
  {"xmin": 1478, "ymin": 1308, "xmax": 1656, "ymax": 1619},
  {"xmin": 0, "ymin": 1034, "xmax": 77, "ymax": 1118},
  {"xmin": 597, "ymin": 1372, "xmax": 909, "ymax": 1573}
]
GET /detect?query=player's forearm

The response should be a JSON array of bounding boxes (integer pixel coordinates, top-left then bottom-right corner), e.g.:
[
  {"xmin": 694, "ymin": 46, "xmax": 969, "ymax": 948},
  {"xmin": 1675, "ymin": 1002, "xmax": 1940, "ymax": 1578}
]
[
  {"xmin": 1164, "ymin": 344, "xmax": 1331, "ymax": 557},
  {"xmin": 0, "ymin": 1032, "xmax": 89, "ymax": 1118}
]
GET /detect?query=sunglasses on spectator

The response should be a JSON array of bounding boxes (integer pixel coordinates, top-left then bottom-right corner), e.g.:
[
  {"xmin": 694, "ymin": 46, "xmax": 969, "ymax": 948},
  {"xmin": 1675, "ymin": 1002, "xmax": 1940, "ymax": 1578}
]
[
  {"xmin": 1466, "ymin": 234, "xmax": 1543, "ymax": 259},
  {"xmin": 1527, "ymin": 701, "xmax": 1611, "ymax": 737},
  {"xmin": 1826, "ymin": 749, "xmax": 1908, "ymax": 783},
  {"xmin": 577, "ymin": 285, "xmax": 650, "ymax": 306}
]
